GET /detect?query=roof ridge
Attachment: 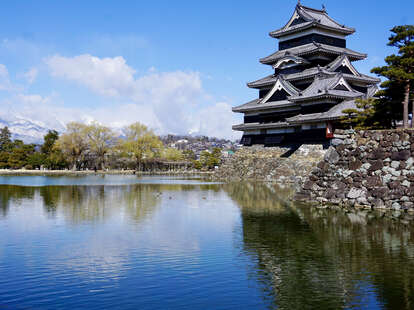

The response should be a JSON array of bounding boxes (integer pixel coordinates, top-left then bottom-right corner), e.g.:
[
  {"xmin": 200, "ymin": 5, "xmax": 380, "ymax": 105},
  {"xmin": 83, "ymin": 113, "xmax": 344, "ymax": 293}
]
[
  {"xmin": 298, "ymin": 3, "xmax": 326, "ymax": 14},
  {"xmin": 299, "ymin": 3, "xmax": 351, "ymax": 30}
]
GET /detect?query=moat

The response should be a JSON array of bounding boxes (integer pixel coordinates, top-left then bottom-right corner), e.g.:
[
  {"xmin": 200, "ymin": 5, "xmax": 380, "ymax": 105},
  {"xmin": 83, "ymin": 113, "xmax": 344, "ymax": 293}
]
[{"xmin": 1, "ymin": 175, "xmax": 414, "ymax": 309}]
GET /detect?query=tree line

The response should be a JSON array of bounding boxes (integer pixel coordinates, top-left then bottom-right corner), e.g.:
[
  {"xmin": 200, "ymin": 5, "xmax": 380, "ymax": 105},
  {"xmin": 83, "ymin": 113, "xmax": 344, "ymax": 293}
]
[
  {"xmin": 342, "ymin": 25, "xmax": 414, "ymax": 129},
  {"xmin": 0, "ymin": 122, "xmax": 222, "ymax": 171}
]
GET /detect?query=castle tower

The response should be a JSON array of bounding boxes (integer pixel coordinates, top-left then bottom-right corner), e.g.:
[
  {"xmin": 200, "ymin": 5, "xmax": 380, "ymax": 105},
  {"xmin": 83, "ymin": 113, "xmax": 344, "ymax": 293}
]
[{"xmin": 233, "ymin": 2, "xmax": 380, "ymax": 146}]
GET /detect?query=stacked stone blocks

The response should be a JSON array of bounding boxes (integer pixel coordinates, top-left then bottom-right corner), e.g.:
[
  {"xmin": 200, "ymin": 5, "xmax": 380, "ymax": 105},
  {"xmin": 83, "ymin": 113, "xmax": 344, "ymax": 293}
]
[{"xmin": 300, "ymin": 129, "xmax": 414, "ymax": 211}]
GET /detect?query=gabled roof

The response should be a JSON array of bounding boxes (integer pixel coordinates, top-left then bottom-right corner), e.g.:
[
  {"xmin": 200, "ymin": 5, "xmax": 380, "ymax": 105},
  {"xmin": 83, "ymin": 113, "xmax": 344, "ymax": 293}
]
[
  {"xmin": 260, "ymin": 42, "xmax": 367, "ymax": 65},
  {"xmin": 288, "ymin": 75, "xmax": 364, "ymax": 102},
  {"xmin": 270, "ymin": 3, "xmax": 355, "ymax": 38},
  {"xmin": 247, "ymin": 66, "xmax": 379, "ymax": 90},
  {"xmin": 326, "ymin": 55, "xmax": 359, "ymax": 75},
  {"xmin": 234, "ymin": 76, "xmax": 301, "ymax": 111},
  {"xmin": 261, "ymin": 76, "xmax": 300, "ymax": 104}
]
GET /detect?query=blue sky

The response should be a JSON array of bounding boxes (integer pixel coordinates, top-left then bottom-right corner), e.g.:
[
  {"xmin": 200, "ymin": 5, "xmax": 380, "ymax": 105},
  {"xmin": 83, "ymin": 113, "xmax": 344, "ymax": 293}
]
[{"xmin": 0, "ymin": 0, "xmax": 412, "ymax": 139}]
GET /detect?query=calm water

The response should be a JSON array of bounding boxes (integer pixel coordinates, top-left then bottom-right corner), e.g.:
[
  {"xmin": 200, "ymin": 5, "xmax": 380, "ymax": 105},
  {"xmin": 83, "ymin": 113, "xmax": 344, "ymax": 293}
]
[{"xmin": 0, "ymin": 176, "xmax": 414, "ymax": 309}]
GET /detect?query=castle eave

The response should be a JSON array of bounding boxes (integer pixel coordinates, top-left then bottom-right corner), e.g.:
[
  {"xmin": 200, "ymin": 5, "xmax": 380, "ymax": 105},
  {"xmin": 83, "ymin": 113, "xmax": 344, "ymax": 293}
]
[
  {"xmin": 290, "ymin": 92, "xmax": 362, "ymax": 103},
  {"xmin": 233, "ymin": 99, "xmax": 298, "ymax": 113},
  {"xmin": 270, "ymin": 22, "xmax": 355, "ymax": 39},
  {"xmin": 233, "ymin": 122, "xmax": 295, "ymax": 131},
  {"xmin": 260, "ymin": 43, "xmax": 367, "ymax": 65}
]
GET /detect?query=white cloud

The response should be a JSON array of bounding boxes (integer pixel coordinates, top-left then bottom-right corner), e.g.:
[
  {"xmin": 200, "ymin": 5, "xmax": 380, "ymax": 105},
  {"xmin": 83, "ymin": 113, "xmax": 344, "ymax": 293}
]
[
  {"xmin": 46, "ymin": 54, "xmax": 137, "ymax": 97},
  {"xmin": 194, "ymin": 102, "xmax": 238, "ymax": 139},
  {"xmin": 43, "ymin": 54, "xmax": 240, "ymax": 139},
  {"xmin": 0, "ymin": 64, "xmax": 15, "ymax": 91},
  {"xmin": 22, "ymin": 68, "xmax": 38, "ymax": 84}
]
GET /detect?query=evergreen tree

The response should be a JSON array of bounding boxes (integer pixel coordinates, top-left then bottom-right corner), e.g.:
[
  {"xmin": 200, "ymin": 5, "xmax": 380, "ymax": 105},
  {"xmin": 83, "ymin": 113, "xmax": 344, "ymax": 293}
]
[
  {"xmin": 0, "ymin": 126, "xmax": 12, "ymax": 152},
  {"xmin": 371, "ymin": 25, "xmax": 414, "ymax": 128},
  {"xmin": 41, "ymin": 130, "xmax": 59, "ymax": 155}
]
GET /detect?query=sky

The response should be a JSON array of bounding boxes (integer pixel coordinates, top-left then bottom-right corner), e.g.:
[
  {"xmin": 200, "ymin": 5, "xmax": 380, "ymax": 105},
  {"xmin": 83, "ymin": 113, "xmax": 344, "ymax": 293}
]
[{"xmin": 0, "ymin": 0, "xmax": 412, "ymax": 140}]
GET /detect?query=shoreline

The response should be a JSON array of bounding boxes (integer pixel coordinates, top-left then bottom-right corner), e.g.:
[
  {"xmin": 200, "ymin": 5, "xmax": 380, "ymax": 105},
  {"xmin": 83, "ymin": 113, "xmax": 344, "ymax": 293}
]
[{"xmin": 0, "ymin": 169, "xmax": 213, "ymax": 177}]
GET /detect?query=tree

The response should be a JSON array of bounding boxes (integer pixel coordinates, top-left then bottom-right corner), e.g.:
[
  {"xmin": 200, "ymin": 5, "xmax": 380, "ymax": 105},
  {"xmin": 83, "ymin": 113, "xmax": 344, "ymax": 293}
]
[
  {"xmin": 371, "ymin": 25, "xmax": 414, "ymax": 128},
  {"xmin": 162, "ymin": 148, "xmax": 184, "ymax": 162},
  {"xmin": 55, "ymin": 122, "xmax": 89, "ymax": 170},
  {"xmin": 118, "ymin": 122, "xmax": 163, "ymax": 170},
  {"xmin": 0, "ymin": 152, "xmax": 9, "ymax": 169},
  {"xmin": 27, "ymin": 152, "xmax": 47, "ymax": 169},
  {"xmin": 182, "ymin": 149, "xmax": 196, "ymax": 161},
  {"xmin": 7, "ymin": 143, "xmax": 35, "ymax": 169},
  {"xmin": 341, "ymin": 98, "xmax": 391, "ymax": 130},
  {"xmin": 199, "ymin": 148, "xmax": 222, "ymax": 170},
  {"xmin": 85, "ymin": 122, "xmax": 115, "ymax": 170},
  {"xmin": 0, "ymin": 127, "xmax": 12, "ymax": 152},
  {"xmin": 41, "ymin": 130, "xmax": 59, "ymax": 155},
  {"xmin": 46, "ymin": 146, "xmax": 68, "ymax": 170}
]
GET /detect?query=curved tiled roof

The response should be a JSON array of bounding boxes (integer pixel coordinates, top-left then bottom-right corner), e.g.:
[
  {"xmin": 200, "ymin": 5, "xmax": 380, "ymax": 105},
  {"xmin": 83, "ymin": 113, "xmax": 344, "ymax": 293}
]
[
  {"xmin": 233, "ymin": 121, "xmax": 296, "ymax": 131},
  {"xmin": 232, "ymin": 99, "xmax": 298, "ymax": 113},
  {"xmin": 260, "ymin": 42, "xmax": 367, "ymax": 65},
  {"xmin": 286, "ymin": 100, "xmax": 358, "ymax": 123},
  {"xmin": 247, "ymin": 67, "xmax": 379, "ymax": 89},
  {"xmin": 288, "ymin": 75, "xmax": 364, "ymax": 102},
  {"xmin": 273, "ymin": 55, "xmax": 310, "ymax": 69},
  {"xmin": 270, "ymin": 4, "xmax": 355, "ymax": 38}
]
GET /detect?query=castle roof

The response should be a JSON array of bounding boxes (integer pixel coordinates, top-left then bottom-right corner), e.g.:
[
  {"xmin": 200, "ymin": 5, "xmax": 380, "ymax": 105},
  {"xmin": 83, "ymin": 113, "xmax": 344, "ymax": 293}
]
[
  {"xmin": 247, "ymin": 68, "xmax": 379, "ymax": 89},
  {"xmin": 272, "ymin": 55, "xmax": 310, "ymax": 70},
  {"xmin": 269, "ymin": 3, "xmax": 355, "ymax": 38},
  {"xmin": 233, "ymin": 99, "xmax": 359, "ymax": 132},
  {"xmin": 233, "ymin": 121, "xmax": 295, "ymax": 131},
  {"xmin": 248, "ymin": 55, "xmax": 380, "ymax": 89},
  {"xmin": 232, "ymin": 99, "xmax": 298, "ymax": 113},
  {"xmin": 288, "ymin": 75, "xmax": 364, "ymax": 102},
  {"xmin": 286, "ymin": 99, "xmax": 358, "ymax": 123},
  {"xmin": 260, "ymin": 42, "xmax": 366, "ymax": 65}
]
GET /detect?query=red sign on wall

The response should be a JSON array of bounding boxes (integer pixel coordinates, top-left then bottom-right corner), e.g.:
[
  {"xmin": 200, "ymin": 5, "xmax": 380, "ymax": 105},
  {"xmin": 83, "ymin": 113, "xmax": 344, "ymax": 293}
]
[{"xmin": 326, "ymin": 122, "xmax": 334, "ymax": 139}]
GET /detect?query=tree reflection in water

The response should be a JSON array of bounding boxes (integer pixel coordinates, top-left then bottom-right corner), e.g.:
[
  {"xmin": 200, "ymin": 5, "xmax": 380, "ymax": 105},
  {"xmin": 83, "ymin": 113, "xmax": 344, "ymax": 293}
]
[
  {"xmin": 0, "ymin": 183, "xmax": 221, "ymax": 224},
  {"xmin": 0, "ymin": 184, "xmax": 164, "ymax": 224},
  {"xmin": 225, "ymin": 182, "xmax": 414, "ymax": 310},
  {"xmin": 0, "ymin": 185, "xmax": 36, "ymax": 217}
]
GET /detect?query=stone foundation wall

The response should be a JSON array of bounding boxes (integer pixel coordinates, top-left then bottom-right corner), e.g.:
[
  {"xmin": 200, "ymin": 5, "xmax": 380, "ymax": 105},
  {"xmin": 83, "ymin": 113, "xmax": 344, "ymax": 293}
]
[
  {"xmin": 298, "ymin": 129, "xmax": 414, "ymax": 211},
  {"xmin": 214, "ymin": 144, "xmax": 326, "ymax": 184}
]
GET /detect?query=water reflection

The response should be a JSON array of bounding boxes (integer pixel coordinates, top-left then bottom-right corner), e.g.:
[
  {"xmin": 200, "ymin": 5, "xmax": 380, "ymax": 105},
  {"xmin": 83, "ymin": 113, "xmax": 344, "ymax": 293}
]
[
  {"xmin": 0, "ymin": 185, "xmax": 35, "ymax": 217},
  {"xmin": 0, "ymin": 183, "xmax": 221, "ymax": 224},
  {"xmin": 2, "ymin": 179, "xmax": 414, "ymax": 309},
  {"xmin": 225, "ymin": 182, "xmax": 414, "ymax": 310}
]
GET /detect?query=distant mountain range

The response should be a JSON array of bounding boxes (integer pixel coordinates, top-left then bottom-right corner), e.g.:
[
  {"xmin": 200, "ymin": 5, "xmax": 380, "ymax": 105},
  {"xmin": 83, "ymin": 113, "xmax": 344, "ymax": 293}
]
[
  {"xmin": 0, "ymin": 116, "xmax": 237, "ymax": 145},
  {"xmin": 0, "ymin": 116, "xmax": 60, "ymax": 144}
]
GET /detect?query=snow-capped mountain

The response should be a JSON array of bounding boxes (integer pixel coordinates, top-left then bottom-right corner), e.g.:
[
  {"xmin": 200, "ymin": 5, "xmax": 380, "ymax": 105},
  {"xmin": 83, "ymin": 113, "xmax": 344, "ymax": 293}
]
[{"xmin": 0, "ymin": 116, "xmax": 62, "ymax": 144}]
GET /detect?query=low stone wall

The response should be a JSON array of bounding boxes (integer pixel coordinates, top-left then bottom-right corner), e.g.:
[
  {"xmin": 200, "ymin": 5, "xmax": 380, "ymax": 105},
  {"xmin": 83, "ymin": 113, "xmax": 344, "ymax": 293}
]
[
  {"xmin": 214, "ymin": 145, "xmax": 326, "ymax": 184},
  {"xmin": 298, "ymin": 129, "xmax": 414, "ymax": 211}
]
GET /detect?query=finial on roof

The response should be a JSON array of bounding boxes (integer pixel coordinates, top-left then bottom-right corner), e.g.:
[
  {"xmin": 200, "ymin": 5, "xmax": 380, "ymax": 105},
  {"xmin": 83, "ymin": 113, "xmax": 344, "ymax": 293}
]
[
  {"xmin": 297, "ymin": 0, "xmax": 301, "ymax": 6},
  {"xmin": 322, "ymin": 4, "xmax": 326, "ymax": 12}
]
